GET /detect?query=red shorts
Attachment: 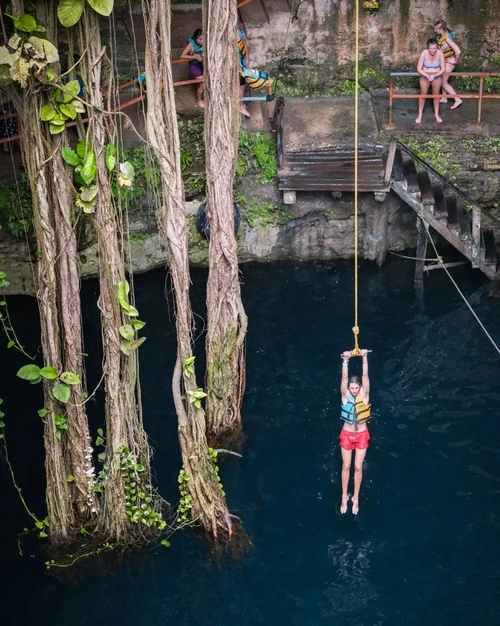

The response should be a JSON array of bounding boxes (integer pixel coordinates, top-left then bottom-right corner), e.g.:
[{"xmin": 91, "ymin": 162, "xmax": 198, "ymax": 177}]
[{"xmin": 339, "ymin": 428, "xmax": 370, "ymax": 451}]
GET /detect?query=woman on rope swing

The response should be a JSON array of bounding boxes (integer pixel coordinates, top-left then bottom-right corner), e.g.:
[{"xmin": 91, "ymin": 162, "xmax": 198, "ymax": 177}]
[{"xmin": 339, "ymin": 349, "xmax": 371, "ymax": 515}]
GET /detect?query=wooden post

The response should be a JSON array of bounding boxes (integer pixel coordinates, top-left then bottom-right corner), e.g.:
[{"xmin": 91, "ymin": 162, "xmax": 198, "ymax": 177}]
[
  {"xmin": 414, "ymin": 217, "xmax": 428, "ymax": 285},
  {"xmin": 471, "ymin": 206, "xmax": 481, "ymax": 268}
]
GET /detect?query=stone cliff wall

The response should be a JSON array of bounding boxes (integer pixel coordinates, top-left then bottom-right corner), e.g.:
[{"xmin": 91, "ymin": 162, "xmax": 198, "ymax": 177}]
[{"xmin": 243, "ymin": 0, "xmax": 500, "ymax": 80}]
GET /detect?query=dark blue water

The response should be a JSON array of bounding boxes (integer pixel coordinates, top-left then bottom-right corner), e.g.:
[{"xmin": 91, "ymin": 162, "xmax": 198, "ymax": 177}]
[{"xmin": 1, "ymin": 259, "xmax": 499, "ymax": 626}]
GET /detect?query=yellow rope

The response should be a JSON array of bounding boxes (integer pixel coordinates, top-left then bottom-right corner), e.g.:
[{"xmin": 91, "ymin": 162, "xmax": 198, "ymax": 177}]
[{"xmin": 351, "ymin": 0, "xmax": 361, "ymax": 356}]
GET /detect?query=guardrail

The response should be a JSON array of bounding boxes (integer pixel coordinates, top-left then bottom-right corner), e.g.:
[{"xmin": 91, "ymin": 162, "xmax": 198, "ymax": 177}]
[{"xmin": 387, "ymin": 71, "xmax": 500, "ymax": 127}]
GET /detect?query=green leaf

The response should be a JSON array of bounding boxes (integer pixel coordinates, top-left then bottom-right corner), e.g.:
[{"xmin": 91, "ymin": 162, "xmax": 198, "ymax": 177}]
[
  {"xmin": 38, "ymin": 408, "xmax": 48, "ymax": 417},
  {"xmin": 14, "ymin": 14, "xmax": 37, "ymax": 33},
  {"xmin": 49, "ymin": 115, "xmax": 66, "ymax": 126},
  {"xmin": 76, "ymin": 140, "xmax": 88, "ymax": 159},
  {"xmin": 49, "ymin": 122, "xmax": 66, "ymax": 135},
  {"xmin": 129, "ymin": 318, "xmax": 145, "ymax": 330},
  {"xmin": 60, "ymin": 102, "xmax": 77, "ymax": 120},
  {"xmin": 97, "ymin": 428, "xmax": 104, "ymax": 437},
  {"xmin": 39, "ymin": 531, "xmax": 48, "ymax": 538},
  {"xmin": 57, "ymin": 0, "xmax": 85, "ymax": 27},
  {"xmin": 61, "ymin": 146, "xmax": 80, "ymax": 166},
  {"xmin": 40, "ymin": 104, "xmax": 56, "ymax": 121},
  {"xmin": 60, "ymin": 371, "xmax": 80, "ymax": 385},
  {"xmin": 55, "ymin": 429, "xmax": 62, "ymax": 440},
  {"xmin": 117, "ymin": 161, "xmax": 135, "ymax": 187},
  {"xmin": 119, "ymin": 324, "xmax": 135, "ymax": 341},
  {"xmin": 130, "ymin": 337, "xmax": 146, "ymax": 350},
  {"xmin": 81, "ymin": 150, "xmax": 96, "ymax": 185},
  {"xmin": 97, "ymin": 452, "xmax": 106, "ymax": 463},
  {"xmin": 17, "ymin": 364, "xmax": 41, "ymax": 381},
  {"xmin": 10, "ymin": 56, "xmax": 30, "ymax": 88},
  {"xmin": 120, "ymin": 341, "xmax": 131, "ymax": 356},
  {"xmin": 7, "ymin": 340, "xmax": 15, "ymax": 349},
  {"xmin": 87, "ymin": 0, "xmax": 115, "ymax": 17},
  {"xmin": 6, "ymin": 33, "xmax": 22, "ymax": 51},
  {"xmin": 40, "ymin": 366, "xmax": 58, "ymax": 380},
  {"xmin": 105, "ymin": 142, "xmax": 116, "ymax": 172},
  {"xmin": 79, "ymin": 185, "xmax": 98, "ymax": 202},
  {"xmin": 62, "ymin": 79, "xmax": 81, "ymax": 98},
  {"xmin": 95, "ymin": 436, "xmax": 104, "ymax": 446},
  {"xmin": 27, "ymin": 37, "xmax": 59, "ymax": 64},
  {"xmin": 73, "ymin": 100, "xmax": 85, "ymax": 114},
  {"xmin": 117, "ymin": 280, "xmax": 130, "ymax": 305},
  {"xmin": 75, "ymin": 194, "xmax": 97, "ymax": 214},
  {"xmin": 52, "ymin": 382, "xmax": 71, "ymax": 404},
  {"xmin": 66, "ymin": 474, "xmax": 75, "ymax": 482}
]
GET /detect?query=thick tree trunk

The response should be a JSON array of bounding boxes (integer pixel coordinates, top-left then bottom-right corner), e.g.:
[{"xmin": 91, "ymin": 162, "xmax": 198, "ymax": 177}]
[
  {"xmin": 203, "ymin": 0, "xmax": 248, "ymax": 446},
  {"xmin": 143, "ymin": 0, "xmax": 232, "ymax": 538},
  {"xmin": 8, "ymin": 0, "xmax": 98, "ymax": 542},
  {"xmin": 80, "ymin": 10, "xmax": 152, "ymax": 542}
]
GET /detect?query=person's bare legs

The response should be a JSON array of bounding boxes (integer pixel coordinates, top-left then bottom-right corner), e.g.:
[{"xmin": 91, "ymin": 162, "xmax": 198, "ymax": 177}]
[
  {"xmin": 351, "ymin": 447, "xmax": 367, "ymax": 515},
  {"xmin": 432, "ymin": 78, "xmax": 443, "ymax": 123},
  {"xmin": 196, "ymin": 79, "xmax": 204, "ymax": 107},
  {"xmin": 415, "ymin": 76, "xmax": 428, "ymax": 124},
  {"xmin": 340, "ymin": 447, "xmax": 352, "ymax": 513},
  {"xmin": 239, "ymin": 84, "xmax": 250, "ymax": 117},
  {"xmin": 442, "ymin": 63, "xmax": 462, "ymax": 109}
]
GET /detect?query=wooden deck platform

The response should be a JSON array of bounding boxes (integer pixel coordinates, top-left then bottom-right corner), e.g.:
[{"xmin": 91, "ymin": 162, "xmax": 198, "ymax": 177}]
[{"xmin": 274, "ymin": 96, "xmax": 389, "ymax": 201}]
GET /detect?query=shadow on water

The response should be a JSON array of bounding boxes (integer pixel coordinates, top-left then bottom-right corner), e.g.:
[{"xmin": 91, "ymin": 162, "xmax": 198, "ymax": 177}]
[{"xmin": 1, "ymin": 258, "xmax": 499, "ymax": 626}]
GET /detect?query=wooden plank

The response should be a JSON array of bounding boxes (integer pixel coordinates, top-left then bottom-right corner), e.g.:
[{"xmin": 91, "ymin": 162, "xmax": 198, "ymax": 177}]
[
  {"xmin": 482, "ymin": 228, "xmax": 497, "ymax": 265},
  {"xmin": 284, "ymin": 153, "xmax": 384, "ymax": 163},
  {"xmin": 384, "ymin": 141, "xmax": 397, "ymax": 186},
  {"xmin": 279, "ymin": 180, "xmax": 387, "ymax": 191},
  {"xmin": 280, "ymin": 164, "xmax": 384, "ymax": 174},
  {"xmin": 432, "ymin": 184, "xmax": 448, "ymax": 222},
  {"xmin": 402, "ymin": 158, "xmax": 419, "ymax": 194},
  {"xmin": 445, "ymin": 195, "xmax": 459, "ymax": 233},
  {"xmin": 458, "ymin": 206, "xmax": 472, "ymax": 242},
  {"xmin": 392, "ymin": 148, "xmax": 405, "ymax": 181},
  {"xmin": 417, "ymin": 171, "xmax": 434, "ymax": 207},
  {"xmin": 279, "ymin": 173, "xmax": 384, "ymax": 184}
]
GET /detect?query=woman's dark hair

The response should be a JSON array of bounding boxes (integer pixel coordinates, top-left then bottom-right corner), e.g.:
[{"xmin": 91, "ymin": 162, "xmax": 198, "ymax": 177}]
[
  {"xmin": 427, "ymin": 37, "xmax": 438, "ymax": 47},
  {"xmin": 192, "ymin": 29, "xmax": 203, "ymax": 40},
  {"xmin": 348, "ymin": 375, "xmax": 361, "ymax": 385}
]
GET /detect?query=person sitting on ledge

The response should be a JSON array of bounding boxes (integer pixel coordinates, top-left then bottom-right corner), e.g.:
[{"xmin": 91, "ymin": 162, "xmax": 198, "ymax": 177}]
[{"xmin": 415, "ymin": 38, "xmax": 445, "ymax": 124}]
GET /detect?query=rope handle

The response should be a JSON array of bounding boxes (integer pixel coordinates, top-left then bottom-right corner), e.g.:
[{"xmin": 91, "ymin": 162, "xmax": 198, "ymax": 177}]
[{"xmin": 340, "ymin": 349, "xmax": 372, "ymax": 357}]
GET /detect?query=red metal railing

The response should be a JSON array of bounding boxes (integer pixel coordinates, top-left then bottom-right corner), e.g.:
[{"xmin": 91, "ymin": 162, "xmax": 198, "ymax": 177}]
[
  {"xmin": 387, "ymin": 71, "xmax": 500, "ymax": 126},
  {"xmin": 0, "ymin": 0, "xmax": 255, "ymax": 147}
]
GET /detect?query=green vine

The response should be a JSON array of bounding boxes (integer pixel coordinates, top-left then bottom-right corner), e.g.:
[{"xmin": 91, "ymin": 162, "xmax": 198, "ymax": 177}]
[
  {"xmin": 176, "ymin": 468, "xmax": 193, "ymax": 525},
  {"xmin": 120, "ymin": 444, "xmax": 166, "ymax": 530},
  {"xmin": 208, "ymin": 447, "xmax": 225, "ymax": 496},
  {"xmin": 0, "ymin": 271, "xmax": 32, "ymax": 357},
  {"xmin": 117, "ymin": 279, "xmax": 146, "ymax": 356},
  {"xmin": 0, "ymin": 400, "xmax": 50, "ymax": 539}
]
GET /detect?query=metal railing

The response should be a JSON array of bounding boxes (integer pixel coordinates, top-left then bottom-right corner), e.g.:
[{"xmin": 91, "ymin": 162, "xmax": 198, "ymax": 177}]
[{"xmin": 387, "ymin": 71, "xmax": 500, "ymax": 126}]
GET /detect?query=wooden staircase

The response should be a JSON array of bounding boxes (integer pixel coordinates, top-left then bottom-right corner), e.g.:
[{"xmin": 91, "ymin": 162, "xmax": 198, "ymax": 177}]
[{"xmin": 389, "ymin": 140, "xmax": 500, "ymax": 280}]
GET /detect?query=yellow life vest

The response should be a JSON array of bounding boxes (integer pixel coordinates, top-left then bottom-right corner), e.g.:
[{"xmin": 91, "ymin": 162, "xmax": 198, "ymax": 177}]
[{"xmin": 437, "ymin": 32, "xmax": 456, "ymax": 58}]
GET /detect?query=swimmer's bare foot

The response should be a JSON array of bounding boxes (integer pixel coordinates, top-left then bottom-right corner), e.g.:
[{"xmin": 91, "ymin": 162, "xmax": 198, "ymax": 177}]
[
  {"xmin": 415, "ymin": 116, "xmax": 422, "ymax": 124},
  {"xmin": 196, "ymin": 99, "xmax": 205, "ymax": 109},
  {"xmin": 450, "ymin": 99, "xmax": 462, "ymax": 110},
  {"xmin": 340, "ymin": 495, "xmax": 349, "ymax": 514},
  {"xmin": 351, "ymin": 497, "xmax": 359, "ymax": 515},
  {"xmin": 435, "ymin": 114, "xmax": 443, "ymax": 123},
  {"xmin": 239, "ymin": 106, "xmax": 251, "ymax": 118},
  {"xmin": 439, "ymin": 98, "xmax": 447, "ymax": 104}
]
